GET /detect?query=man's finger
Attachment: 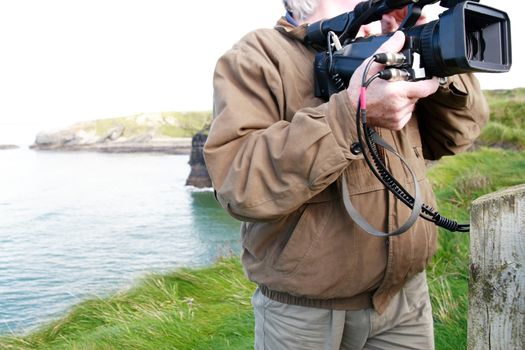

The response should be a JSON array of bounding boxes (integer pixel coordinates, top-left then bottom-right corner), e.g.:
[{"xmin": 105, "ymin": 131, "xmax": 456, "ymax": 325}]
[
  {"xmin": 381, "ymin": 14, "xmax": 399, "ymax": 34},
  {"xmin": 374, "ymin": 31, "xmax": 405, "ymax": 55},
  {"xmin": 402, "ymin": 77, "xmax": 440, "ymax": 98}
]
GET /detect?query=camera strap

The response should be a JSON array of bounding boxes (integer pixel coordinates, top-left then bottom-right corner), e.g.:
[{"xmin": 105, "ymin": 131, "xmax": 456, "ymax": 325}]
[{"xmin": 341, "ymin": 131, "xmax": 422, "ymax": 237}]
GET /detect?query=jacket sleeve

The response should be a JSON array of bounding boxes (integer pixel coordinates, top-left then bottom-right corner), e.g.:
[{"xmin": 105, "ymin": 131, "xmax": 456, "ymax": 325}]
[
  {"xmin": 203, "ymin": 44, "xmax": 359, "ymax": 221},
  {"xmin": 415, "ymin": 73, "xmax": 489, "ymax": 160}
]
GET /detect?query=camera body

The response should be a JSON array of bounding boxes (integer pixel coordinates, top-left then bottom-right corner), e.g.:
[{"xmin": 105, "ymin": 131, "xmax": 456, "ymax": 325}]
[{"xmin": 307, "ymin": 1, "xmax": 512, "ymax": 100}]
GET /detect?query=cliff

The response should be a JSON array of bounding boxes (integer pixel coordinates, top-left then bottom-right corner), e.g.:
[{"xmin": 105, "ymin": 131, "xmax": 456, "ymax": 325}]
[
  {"xmin": 30, "ymin": 111, "xmax": 214, "ymax": 187},
  {"xmin": 185, "ymin": 132, "xmax": 212, "ymax": 188},
  {"xmin": 30, "ymin": 112, "xmax": 211, "ymax": 155}
]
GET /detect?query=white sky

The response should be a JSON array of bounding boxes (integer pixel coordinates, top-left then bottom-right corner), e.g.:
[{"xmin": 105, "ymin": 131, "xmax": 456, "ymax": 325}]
[{"xmin": 0, "ymin": 0, "xmax": 522, "ymax": 144}]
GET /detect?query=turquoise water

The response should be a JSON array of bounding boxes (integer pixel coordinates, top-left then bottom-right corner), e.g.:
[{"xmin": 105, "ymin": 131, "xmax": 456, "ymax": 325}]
[{"xmin": 0, "ymin": 148, "xmax": 240, "ymax": 334}]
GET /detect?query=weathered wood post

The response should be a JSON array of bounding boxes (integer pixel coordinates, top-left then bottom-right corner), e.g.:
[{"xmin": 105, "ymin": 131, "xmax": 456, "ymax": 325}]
[{"xmin": 468, "ymin": 184, "xmax": 525, "ymax": 350}]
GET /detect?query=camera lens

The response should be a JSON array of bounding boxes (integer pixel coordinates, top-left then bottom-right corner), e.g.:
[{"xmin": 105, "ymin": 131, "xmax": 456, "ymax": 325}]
[
  {"xmin": 466, "ymin": 32, "xmax": 476, "ymax": 60},
  {"xmin": 466, "ymin": 31, "xmax": 484, "ymax": 61}
]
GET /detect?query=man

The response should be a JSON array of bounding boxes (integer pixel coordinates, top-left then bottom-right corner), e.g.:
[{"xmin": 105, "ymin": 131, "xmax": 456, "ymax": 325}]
[{"xmin": 204, "ymin": 0, "xmax": 488, "ymax": 348}]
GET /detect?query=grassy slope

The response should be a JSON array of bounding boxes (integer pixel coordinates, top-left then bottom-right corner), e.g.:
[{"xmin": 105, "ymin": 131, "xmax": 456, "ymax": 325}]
[
  {"xmin": 0, "ymin": 259, "xmax": 255, "ymax": 350},
  {"xmin": 2, "ymin": 89, "xmax": 524, "ymax": 349},
  {"xmin": 78, "ymin": 111, "xmax": 212, "ymax": 139},
  {"xmin": 479, "ymin": 88, "xmax": 525, "ymax": 149}
]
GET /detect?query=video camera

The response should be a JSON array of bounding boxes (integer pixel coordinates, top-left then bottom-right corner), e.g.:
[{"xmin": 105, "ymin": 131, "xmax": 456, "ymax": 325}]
[{"xmin": 305, "ymin": 0, "xmax": 512, "ymax": 100}]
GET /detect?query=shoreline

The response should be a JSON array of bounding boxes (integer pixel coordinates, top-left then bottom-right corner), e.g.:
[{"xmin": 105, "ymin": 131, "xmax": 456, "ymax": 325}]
[
  {"xmin": 29, "ymin": 138, "xmax": 192, "ymax": 155},
  {"xmin": 0, "ymin": 145, "xmax": 20, "ymax": 150}
]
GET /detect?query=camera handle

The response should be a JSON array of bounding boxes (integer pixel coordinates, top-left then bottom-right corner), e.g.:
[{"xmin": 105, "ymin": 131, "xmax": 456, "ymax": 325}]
[{"xmin": 398, "ymin": 3, "xmax": 424, "ymax": 29}]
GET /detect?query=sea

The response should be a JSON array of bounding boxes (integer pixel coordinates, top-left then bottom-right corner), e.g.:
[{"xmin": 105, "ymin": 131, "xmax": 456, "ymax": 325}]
[{"xmin": 0, "ymin": 148, "xmax": 241, "ymax": 335}]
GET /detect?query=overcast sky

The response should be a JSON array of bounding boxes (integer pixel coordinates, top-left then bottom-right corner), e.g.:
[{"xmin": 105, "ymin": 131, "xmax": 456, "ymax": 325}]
[{"xmin": 0, "ymin": 0, "xmax": 522, "ymax": 144}]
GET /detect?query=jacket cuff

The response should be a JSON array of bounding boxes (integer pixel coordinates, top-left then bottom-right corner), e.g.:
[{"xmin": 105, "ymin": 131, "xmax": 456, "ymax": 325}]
[{"xmin": 321, "ymin": 90, "xmax": 361, "ymax": 160}]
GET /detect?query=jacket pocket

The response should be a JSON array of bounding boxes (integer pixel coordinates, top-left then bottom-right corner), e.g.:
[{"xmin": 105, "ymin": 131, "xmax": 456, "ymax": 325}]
[
  {"xmin": 241, "ymin": 207, "xmax": 305, "ymax": 262},
  {"xmin": 272, "ymin": 200, "xmax": 332, "ymax": 275}
]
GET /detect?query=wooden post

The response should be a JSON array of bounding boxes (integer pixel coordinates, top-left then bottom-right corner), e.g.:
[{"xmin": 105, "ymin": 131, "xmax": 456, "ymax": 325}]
[{"xmin": 468, "ymin": 184, "xmax": 525, "ymax": 350}]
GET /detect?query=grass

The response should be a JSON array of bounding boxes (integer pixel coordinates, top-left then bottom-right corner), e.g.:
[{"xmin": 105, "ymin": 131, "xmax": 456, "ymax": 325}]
[
  {"xmin": 89, "ymin": 116, "xmax": 152, "ymax": 138},
  {"xmin": 77, "ymin": 111, "xmax": 212, "ymax": 139},
  {"xmin": 479, "ymin": 88, "xmax": 525, "ymax": 149},
  {"xmin": 158, "ymin": 112, "xmax": 211, "ymax": 138},
  {"xmin": 0, "ymin": 259, "xmax": 255, "ymax": 350}
]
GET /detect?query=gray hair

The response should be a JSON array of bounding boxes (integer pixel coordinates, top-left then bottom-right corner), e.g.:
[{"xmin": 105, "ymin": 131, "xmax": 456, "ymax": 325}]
[{"xmin": 282, "ymin": 0, "xmax": 321, "ymax": 22}]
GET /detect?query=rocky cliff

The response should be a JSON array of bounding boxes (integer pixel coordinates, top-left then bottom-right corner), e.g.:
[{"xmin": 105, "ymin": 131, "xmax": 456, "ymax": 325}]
[
  {"xmin": 185, "ymin": 133, "xmax": 212, "ymax": 188},
  {"xmin": 31, "ymin": 127, "xmax": 191, "ymax": 154},
  {"xmin": 29, "ymin": 112, "xmax": 213, "ymax": 187},
  {"xmin": 29, "ymin": 112, "xmax": 212, "ymax": 154}
]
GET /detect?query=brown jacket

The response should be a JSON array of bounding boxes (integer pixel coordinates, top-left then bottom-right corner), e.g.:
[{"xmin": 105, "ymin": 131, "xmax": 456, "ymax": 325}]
[{"xmin": 204, "ymin": 18, "xmax": 489, "ymax": 313}]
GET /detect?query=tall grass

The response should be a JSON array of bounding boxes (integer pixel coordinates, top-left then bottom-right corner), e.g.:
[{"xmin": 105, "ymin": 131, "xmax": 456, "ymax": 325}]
[
  {"xmin": 0, "ymin": 259, "xmax": 255, "ymax": 350},
  {"xmin": 479, "ymin": 88, "xmax": 525, "ymax": 149}
]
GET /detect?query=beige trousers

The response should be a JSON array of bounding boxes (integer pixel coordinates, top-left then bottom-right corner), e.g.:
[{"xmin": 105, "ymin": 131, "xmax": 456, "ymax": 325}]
[{"xmin": 252, "ymin": 272, "xmax": 434, "ymax": 350}]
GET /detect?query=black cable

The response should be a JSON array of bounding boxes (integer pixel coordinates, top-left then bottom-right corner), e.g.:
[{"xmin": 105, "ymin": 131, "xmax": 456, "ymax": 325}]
[
  {"xmin": 356, "ymin": 63, "xmax": 412, "ymax": 209},
  {"xmin": 362, "ymin": 71, "xmax": 418, "ymax": 211}
]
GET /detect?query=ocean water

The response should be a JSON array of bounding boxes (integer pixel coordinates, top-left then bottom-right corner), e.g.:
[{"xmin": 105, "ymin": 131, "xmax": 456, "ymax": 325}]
[{"xmin": 0, "ymin": 148, "xmax": 241, "ymax": 334}]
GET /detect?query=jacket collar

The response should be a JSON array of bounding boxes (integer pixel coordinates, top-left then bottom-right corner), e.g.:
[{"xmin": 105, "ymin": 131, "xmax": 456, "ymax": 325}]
[{"xmin": 275, "ymin": 17, "xmax": 309, "ymax": 43}]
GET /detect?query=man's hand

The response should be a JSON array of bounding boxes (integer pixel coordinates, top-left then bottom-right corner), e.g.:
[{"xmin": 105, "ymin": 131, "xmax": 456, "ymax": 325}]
[
  {"xmin": 381, "ymin": 7, "xmax": 429, "ymax": 34},
  {"xmin": 346, "ymin": 31, "xmax": 438, "ymax": 131}
]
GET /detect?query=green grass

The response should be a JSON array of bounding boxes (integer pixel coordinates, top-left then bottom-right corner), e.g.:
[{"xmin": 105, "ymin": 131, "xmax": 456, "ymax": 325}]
[
  {"xmin": 0, "ymin": 259, "xmax": 255, "ymax": 350},
  {"xmin": 479, "ymin": 88, "xmax": 525, "ymax": 149},
  {"xmin": 158, "ymin": 112, "xmax": 211, "ymax": 138},
  {"xmin": 79, "ymin": 111, "xmax": 212, "ymax": 139},
  {"xmin": 89, "ymin": 116, "xmax": 152, "ymax": 138}
]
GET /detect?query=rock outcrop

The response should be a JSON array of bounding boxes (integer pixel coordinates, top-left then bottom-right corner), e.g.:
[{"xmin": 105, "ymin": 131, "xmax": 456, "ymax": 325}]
[
  {"xmin": 29, "ymin": 111, "xmax": 213, "ymax": 155},
  {"xmin": 29, "ymin": 113, "xmax": 214, "ymax": 188},
  {"xmin": 185, "ymin": 133, "xmax": 212, "ymax": 188}
]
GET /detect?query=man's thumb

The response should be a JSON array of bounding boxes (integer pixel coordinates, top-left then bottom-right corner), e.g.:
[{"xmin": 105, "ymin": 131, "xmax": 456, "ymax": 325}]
[{"xmin": 375, "ymin": 31, "xmax": 405, "ymax": 55}]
